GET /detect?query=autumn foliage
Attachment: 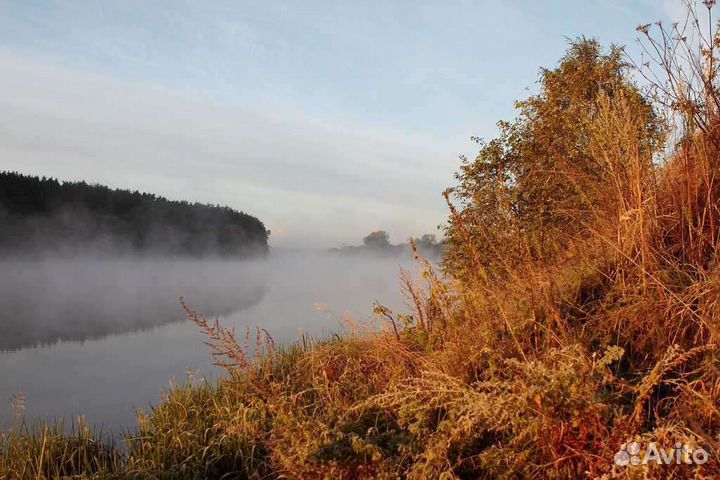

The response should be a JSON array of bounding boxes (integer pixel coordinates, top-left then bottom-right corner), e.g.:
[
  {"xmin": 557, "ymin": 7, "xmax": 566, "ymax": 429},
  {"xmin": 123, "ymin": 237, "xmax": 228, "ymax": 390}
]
[{"xmin": 5, "ymin": 2, "xmax": 720, "ymax": 479}]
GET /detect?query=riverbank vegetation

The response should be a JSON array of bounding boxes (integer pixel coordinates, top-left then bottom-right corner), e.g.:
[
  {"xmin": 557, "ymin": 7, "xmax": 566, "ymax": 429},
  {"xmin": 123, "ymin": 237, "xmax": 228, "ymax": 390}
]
[{"xmin": 4, "ymin": 3, "xmax": 720, "ymax": 478}]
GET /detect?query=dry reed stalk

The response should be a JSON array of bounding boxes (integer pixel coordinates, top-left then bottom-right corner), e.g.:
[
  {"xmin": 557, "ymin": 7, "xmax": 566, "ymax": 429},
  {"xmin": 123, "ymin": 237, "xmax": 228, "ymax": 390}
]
[{"xmin": 631, "ymin": 343, "xmax": 718, "ymax": 426}]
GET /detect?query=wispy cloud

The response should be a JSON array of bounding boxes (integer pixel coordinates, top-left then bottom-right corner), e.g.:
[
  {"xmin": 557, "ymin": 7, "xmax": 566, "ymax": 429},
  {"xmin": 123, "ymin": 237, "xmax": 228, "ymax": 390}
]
[
  {"xmin": 0, "ymin": 49, "xmax": 455, "ymax": 247},
  {"xmin": 0, "ymin": 1, "xmax": 675, "ymax": 247}
]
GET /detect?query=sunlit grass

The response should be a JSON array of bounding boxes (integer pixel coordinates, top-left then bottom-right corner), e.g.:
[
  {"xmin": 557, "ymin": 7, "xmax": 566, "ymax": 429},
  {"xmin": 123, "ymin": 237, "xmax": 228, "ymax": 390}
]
[
  {"xmin": 0, "ymin": 419, "xmax": 120, "ymax": 479},
  {"xmin": 6, "ymin": 3, "xmax": 720, "ymax": 479}
]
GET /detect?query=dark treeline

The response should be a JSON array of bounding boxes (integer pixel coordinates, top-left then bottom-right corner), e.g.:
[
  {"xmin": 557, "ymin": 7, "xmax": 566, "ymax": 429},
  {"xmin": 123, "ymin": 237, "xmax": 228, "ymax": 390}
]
[{"xmin": 0, "ymin": 171, "xmax": 269, "ymax": 257}]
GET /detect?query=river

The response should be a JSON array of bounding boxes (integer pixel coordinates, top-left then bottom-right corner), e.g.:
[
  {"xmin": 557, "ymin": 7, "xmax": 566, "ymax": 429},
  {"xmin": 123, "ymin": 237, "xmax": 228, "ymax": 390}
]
[{"xmin": 0, "ymin": 250, "xmax": 414, "ymax": 433}]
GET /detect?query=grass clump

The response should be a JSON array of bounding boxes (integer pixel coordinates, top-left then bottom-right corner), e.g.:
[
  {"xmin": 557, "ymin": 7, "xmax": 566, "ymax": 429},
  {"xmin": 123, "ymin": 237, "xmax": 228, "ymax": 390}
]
[
  {"xmin": 5, "ymin": 2, "xmax": 720, "ymax": 478},
  {"xmin": 0, "ymin": 419, "xmax": 121, "ymax": 479}
]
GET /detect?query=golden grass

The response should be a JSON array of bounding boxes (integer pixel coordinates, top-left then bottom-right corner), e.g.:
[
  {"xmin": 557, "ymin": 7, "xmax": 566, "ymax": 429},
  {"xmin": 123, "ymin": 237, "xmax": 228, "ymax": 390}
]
[{"xmin": 6, "ymin": 5, "xmax": 720, "ymax": 478}]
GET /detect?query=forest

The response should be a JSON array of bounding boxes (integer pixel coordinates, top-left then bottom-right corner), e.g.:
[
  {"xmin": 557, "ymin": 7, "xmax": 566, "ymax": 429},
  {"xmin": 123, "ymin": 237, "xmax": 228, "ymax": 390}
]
[{"xmin": 0, "ymin": 171, "xmax": 269, "ymax": 257}]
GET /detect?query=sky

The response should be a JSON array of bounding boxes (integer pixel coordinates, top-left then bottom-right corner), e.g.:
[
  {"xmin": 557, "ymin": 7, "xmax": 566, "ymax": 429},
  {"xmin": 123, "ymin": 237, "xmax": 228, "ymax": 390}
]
[{"xmin": 0, "ymin": 0, "xmax": 682, "ymax": 248}]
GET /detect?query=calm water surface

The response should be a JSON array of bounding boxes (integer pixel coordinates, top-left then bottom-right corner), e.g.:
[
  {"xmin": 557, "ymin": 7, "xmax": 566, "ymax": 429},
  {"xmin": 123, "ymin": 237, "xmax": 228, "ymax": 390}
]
[{"xmin": 0, "ymin": 251, "xmax": 412, "ymax": 432}]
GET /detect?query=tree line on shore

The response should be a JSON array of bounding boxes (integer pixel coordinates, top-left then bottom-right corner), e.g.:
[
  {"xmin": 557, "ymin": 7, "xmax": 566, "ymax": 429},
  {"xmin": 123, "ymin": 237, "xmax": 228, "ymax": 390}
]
[
  {"xmin": 0, "ymin": 171, "xmax": 269, "ymax": 257},
  {"xmin": 330, "ymin": 230, "xmax": 444, "ymax": 258}
]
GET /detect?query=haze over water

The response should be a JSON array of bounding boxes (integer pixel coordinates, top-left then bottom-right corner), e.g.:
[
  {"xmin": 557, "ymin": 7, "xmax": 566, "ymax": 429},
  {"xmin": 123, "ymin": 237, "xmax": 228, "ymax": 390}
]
[{"xmin": 0, "ymin": 251, "xmax": 413, "ymax": 432}]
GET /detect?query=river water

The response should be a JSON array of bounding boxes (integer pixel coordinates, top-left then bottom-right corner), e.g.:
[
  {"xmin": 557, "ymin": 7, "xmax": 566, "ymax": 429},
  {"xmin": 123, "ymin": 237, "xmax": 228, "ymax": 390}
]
[{"xmin": 0, "ymin": 250, "xmax": 413, "ymax": 433}]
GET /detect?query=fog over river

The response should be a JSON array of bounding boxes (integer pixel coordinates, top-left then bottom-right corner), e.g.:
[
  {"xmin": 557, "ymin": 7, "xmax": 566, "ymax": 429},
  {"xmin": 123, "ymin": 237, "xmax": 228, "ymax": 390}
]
[{"xmin": 0, "ymin": 250, "xmax": 414, "ymax": 432}]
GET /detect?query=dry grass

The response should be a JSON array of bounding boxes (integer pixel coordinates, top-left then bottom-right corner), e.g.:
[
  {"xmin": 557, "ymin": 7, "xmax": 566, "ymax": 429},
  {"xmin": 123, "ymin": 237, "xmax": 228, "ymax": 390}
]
[{"xmin": 6, "ymin": 3, "xmax": 720, "ymax": 479}]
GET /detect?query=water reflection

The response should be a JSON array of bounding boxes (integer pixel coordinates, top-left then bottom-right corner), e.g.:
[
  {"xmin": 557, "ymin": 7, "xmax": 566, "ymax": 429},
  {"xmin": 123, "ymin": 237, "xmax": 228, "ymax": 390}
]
[
  {"xmin": 0, "ymin": 259, "xmax": 267, "ymax": 351},
  {"xmin": 0, "ymin": 252, "xmax": 412, "ymax": 433}
]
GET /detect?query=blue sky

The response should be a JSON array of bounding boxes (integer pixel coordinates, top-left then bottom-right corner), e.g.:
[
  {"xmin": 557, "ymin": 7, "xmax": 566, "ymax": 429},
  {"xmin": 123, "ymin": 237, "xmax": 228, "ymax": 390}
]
[{"xmin": 0, "ymin": 1, "xmax": 677, "ymax": 247}]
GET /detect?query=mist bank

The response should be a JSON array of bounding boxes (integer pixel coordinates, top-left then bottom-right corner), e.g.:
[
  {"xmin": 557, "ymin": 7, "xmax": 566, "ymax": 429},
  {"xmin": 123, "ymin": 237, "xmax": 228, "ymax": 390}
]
[
  {"xmin": 0, "ymin": 258, "xmax": 269, "ymax": 351},
  {"xmin": 0, "ymin": 250, "xmax": 414, "ymax": 433},
  {"xmin": 0, "ymin": 171, "xmax": 269, "ymax": 258},
  {"xmin": 0, "ymin": 249, "xmax": 415, "ymax": 352}
]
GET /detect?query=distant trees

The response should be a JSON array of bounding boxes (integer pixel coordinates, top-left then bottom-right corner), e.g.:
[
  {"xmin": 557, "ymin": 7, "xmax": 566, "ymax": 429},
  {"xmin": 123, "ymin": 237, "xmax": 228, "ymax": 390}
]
[
  {"xmin": 0, "ymin": 171, "xmax": 269, "ymax": 257},
  {"xmin": 333, "ymin": 230, "xmax": 443, "ymax": 258},
  {"xmin": 412, "ymin": 233, "xmax": 439, "ymax": 254},
  {"xmin": 362, "ymin": 230, "xmax": 391, "ymax": 249}
]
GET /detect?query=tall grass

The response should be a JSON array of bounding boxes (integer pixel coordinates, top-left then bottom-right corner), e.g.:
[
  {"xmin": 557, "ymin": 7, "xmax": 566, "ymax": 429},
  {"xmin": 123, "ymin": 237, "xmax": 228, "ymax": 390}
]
[
  {"xmin": 0, "ymin": 419, "xmax": 121, "ymax": 479},
  {"xmin": 5, "ymin": 2, "xmax": 720, "ymax": 478}
]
